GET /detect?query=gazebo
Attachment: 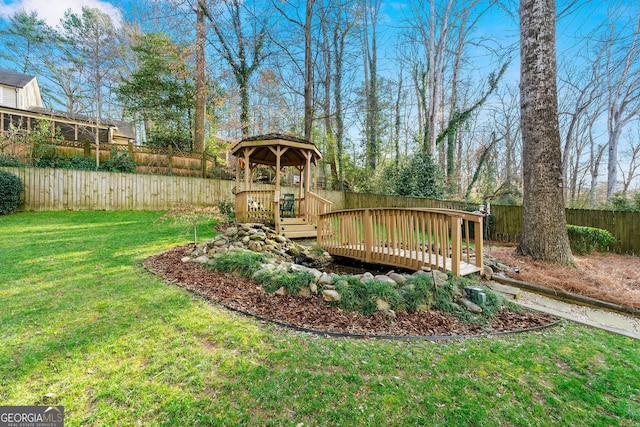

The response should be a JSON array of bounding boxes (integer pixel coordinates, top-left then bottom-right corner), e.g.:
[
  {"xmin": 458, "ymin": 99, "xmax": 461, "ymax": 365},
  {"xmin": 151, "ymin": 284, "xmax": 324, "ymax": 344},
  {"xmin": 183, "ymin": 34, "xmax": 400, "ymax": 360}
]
[{"xmin": 230, "ymin": 133, "xmax": 332, "ymax": 238}]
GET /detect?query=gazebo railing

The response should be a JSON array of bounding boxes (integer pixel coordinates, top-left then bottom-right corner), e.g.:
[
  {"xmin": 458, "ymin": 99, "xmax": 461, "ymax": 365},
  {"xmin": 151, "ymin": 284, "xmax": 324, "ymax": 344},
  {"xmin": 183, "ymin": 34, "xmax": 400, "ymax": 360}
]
[
  {"xmin": 235, "ymin": 190, "xmax": 330, "ymax": 226},
  {"xmin": 235, "ymin": 190, "xmax": 275, "ymax": 223}
]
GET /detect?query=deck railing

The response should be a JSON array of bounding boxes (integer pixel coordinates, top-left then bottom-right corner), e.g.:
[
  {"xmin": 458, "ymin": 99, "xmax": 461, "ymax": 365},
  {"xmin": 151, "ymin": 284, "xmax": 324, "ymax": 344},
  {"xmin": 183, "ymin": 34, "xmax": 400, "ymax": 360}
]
[
  {"xmin": 317, "ymin": 208, "xmax": 484, "ymax": 276},
  {"xmin": 301, "ymin": 192, "xmax": 332, "ymax": 225}
]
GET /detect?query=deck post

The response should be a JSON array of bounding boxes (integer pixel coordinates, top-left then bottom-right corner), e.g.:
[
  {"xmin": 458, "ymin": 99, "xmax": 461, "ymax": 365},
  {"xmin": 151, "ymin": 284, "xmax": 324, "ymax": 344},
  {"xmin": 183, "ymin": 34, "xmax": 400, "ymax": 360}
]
[
  {"xmin": 450, "ymin": 216, "xmax": 462, "ymax": 276},
  {"xmin": 474, "ymin": 216, "xmax": 484, "ymax": 275},
  {"xmin": 364, "ymin": 209, "xmax": 373, "ymax": 263}
]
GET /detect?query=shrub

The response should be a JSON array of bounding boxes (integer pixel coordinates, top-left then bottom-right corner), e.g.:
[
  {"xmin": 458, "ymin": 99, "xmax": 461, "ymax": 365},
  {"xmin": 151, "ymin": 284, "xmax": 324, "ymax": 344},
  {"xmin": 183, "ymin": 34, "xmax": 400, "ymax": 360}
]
[
  {"xmin": 217, "ymin": 199, "xmax": 235, "ymax": 222},
  {"xmin": 100, "ymin": 149, "xmax": 136, "ymax": 173},
  {"xmin": 0, "ymin": 154, "xmax": 25, "ymax": 167},
  {"xmin": 260, "ymin": 271, "xmax": 315, "ymax": 294},
  {"xmin": 34, "ymin": 153, "xmax": 96, "ymax": 170},
  {"xmin": 332, "ymin": 276, "xmax": 402, "ymax": 315},
  {"xmin": 0, "ymin": 170, "xmax": 23, "ymax": 214},
  {"xmin": 402, "ymin": 274, "xmax": 436, "ymax": 312},
  {"xmin": 209, "ymin": 252, "xmax": 267, "ymax": 278},
  {"xmin": 567, "ymin": 225, "xmax": 617, "ymax": 254}
]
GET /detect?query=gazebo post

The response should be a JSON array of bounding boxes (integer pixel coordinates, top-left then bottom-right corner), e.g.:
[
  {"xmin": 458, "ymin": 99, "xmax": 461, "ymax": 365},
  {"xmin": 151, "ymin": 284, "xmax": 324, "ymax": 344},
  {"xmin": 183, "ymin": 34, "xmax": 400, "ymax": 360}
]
[
  {"xmin": 305, "ymin": 151, "xmax": 312, "ymax": 194},
  {"xmin": 274, "ymin": 145, "xmax": 282, "ymax": 230},
  {"xmin": 244, "ymin": 151, "xmax": 251, "ymax": 191},
  {"xmin": 235, "ymin": 156, "xmax": 240, "ymax": 191}
]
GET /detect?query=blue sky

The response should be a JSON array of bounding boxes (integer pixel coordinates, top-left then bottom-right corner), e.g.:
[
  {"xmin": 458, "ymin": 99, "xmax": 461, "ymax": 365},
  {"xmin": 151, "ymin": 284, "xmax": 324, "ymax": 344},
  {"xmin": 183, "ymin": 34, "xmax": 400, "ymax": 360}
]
[{"xmin": 0, "ymin": 0, "xmax": 122, "ymax": 27}]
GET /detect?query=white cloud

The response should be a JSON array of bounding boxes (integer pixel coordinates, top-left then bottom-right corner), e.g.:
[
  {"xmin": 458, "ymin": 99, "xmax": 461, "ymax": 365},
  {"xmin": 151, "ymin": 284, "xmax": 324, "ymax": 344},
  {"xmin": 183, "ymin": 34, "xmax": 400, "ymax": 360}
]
[{"xmin": 0, "ymin": 0, "xmax": 122, "ymax": 27}]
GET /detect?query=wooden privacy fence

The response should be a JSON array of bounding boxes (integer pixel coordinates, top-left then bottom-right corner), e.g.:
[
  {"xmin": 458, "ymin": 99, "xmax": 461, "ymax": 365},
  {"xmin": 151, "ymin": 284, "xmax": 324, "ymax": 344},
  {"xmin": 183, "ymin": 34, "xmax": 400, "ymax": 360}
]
[
  {"xmin": 0, "ymin": 167, "xmax": 344, "ymax": 212},
  {"xmin": 490, "ymin": 204, "xmax": 640, "ymax": 255},
  {"xmin": 318, "ymin": 208, "xmax": 484, "ymax": 276},
  {"xmin": 1, "ymin": 166, "xmax": 234, "ymax": 211}
]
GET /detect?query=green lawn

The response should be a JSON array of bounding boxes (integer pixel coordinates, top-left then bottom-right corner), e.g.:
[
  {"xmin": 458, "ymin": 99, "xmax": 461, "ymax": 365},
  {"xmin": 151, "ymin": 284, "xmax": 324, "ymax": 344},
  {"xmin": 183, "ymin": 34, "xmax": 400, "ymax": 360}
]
[{"xmin": 1, "ymin": 211, "xmax": 639, "ymax": 426}]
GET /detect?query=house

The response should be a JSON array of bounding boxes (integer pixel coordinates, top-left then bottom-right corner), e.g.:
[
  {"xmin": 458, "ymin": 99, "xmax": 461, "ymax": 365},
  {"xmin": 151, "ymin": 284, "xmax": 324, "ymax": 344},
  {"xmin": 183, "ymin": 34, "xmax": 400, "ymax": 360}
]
[
  {"xmin": 0, "ymin": 69, "xmax": 134, "ymax": 145},
  {"xmin": 0, "ymin": 69, "xmax": 43, "ymax": 109}
]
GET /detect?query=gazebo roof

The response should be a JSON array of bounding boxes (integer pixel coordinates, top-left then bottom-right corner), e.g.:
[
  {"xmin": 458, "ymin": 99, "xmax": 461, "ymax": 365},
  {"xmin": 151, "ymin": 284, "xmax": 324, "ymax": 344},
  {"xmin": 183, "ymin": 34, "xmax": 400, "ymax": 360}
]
[{"xmin": 230, "ymin": 133, "xmax": 321, "ymax": 167}]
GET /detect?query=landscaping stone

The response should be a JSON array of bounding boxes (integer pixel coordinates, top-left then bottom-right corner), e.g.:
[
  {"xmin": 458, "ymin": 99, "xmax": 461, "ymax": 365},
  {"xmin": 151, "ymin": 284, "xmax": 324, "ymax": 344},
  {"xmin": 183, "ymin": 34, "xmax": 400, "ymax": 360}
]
[
  {"xmin": 357, "ymin": 272, "xmax": 374, "ymax": 283},
  {"xmin": 224, "ymin": 227, "xmax": 238, "ymax": 237},
  {"xmin": 275, "ymin": 286, "xmax": 287, "ymax": 296},
  {"xmin": 309, "ymin": 283, "xmax": 318, "ymax": 294},
  {"xmin": 458, "ymin": 297, "xmax": 483, "ymax": 313},
  {"xmin": 383, "ymin": 309, "xmax": 397, "ymax": 320},
  {"xmin": 374, "ymin": 275, "xmax": 397, "ymax": 286},
  {"xmin": 388, "ymin": 272, "xmax": 407, "ymax": 284},
  {"xmin": 195, "ymin": 255, "xmax": 210, "ymax": 264},
  {"xmin": 322, "ymin": 289, "xmax": 341, "ymax": 302},
  {"xmin": 308, "ymin": 268, "xmax": 323, "ymax": 282},
  {"xmin": 298, "ymin": 286, "xmax": 311, "ymax": 298},
  {"xmin": 376, "ymin": 298, "xmax": 390, "ymax": 311},
  {"xmin": 181, "ymin": 256, "xmax": 191, "ymax": 263},
  {"xmin": 290, "ymin": 263, "xmax": 308, "ymax": 273},
  {"xmin": 318, "ymin": 273, "xmax": 334, "ymax": 285},
  {"xmin": 481, "ymin": 265, "xmax": 494, "ymax": 281},
  {"xmin": 248, "ymin": 241, "xmax": 263, "ymax": 252}
]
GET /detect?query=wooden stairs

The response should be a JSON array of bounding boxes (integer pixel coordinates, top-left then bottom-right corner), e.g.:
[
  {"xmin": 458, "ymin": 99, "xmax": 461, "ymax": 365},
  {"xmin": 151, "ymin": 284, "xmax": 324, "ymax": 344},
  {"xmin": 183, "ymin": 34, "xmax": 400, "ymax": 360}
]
[{"xmin": 278, "ymin": 217, "xmax": 318, "ymax": 239}]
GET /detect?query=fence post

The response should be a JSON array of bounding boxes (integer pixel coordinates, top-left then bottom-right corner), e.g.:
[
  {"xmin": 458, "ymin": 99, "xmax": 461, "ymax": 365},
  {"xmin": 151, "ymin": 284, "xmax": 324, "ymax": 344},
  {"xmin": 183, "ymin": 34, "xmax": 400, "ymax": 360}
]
[
  {"xmin": 364, "ymin": 209, "xmax": 373, "ymax": 263},
  {"xmin": 201, "ymin": 151, "xmax": 207, "ymax": 178}
]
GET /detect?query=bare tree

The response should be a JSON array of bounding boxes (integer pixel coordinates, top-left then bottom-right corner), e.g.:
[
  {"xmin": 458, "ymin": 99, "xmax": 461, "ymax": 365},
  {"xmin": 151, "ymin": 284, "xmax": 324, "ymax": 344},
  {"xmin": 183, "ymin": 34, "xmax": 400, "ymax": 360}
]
[
  {"xmin": 517, "ymin": 0, "xmax": 572, "ymax": 264},
  {"xmin": 208, "ymin": 0, "xmax": 269, "ymax": 136},
  {"xmin": 597, "ymin": 11, "xmax": 640, "ymax": 199},
  {"xmin": 619, "ymin": 129, "xmax": 640, "ymax": 194}
]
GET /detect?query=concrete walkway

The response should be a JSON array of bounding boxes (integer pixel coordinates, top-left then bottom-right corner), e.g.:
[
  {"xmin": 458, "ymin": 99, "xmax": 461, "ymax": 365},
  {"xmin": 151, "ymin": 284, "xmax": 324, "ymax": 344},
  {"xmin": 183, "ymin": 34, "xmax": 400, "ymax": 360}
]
[{"xmin": 487, "ymin": 281, "xmax": 640, "ymax": 339}]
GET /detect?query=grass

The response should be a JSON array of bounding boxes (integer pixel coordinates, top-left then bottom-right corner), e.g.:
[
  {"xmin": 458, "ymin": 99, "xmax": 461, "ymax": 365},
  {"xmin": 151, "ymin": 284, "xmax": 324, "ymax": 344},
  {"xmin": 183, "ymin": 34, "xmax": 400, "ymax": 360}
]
[{"xmin": 1, "ymin": 211, "xmax": 639, "ymax": 426}]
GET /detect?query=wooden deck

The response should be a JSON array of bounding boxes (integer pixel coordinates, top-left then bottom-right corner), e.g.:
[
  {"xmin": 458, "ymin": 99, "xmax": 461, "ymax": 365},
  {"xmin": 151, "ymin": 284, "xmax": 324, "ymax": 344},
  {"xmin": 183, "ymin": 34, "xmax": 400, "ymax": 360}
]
[{"xmin": 317, "ymin": 208, "xmax": 485, "ymax": 276}]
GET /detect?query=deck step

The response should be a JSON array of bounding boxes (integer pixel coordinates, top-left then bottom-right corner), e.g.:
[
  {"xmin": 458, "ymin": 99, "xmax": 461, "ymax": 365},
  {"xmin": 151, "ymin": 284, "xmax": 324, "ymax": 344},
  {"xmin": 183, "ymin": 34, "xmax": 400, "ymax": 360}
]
[
  {"xmin": 280, "ymin": 217, "xmax": 310, "ymax": 225},
  {"xmin": 279, "ymin": 222, "xmax": 317, "ymax": 239}
]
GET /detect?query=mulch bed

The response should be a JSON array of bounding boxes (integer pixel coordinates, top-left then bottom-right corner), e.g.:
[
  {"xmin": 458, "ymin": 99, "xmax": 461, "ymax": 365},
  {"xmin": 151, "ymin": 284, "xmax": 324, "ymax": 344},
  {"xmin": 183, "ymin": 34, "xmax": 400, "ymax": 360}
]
[{"xmin": 144, "ymin": 245, "xmax": 559, "ymax": 338}]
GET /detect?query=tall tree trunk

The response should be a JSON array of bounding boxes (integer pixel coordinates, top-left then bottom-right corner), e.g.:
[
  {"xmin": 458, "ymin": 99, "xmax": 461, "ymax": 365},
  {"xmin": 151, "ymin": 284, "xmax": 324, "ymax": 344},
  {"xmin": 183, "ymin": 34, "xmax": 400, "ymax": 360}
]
[
  {"xmin": 333, "ymin": 21, "xmax": 347, "ymax": 190},
  {"xmin": 194, "ymin": 3, "xmax": 206, "ymax": 153},
  {"xmin": 304, "ymin": 0, "xmax": 314, "ymax": 141},
  {"xmin": 363, "ymin": 0, "xmax": 381, "ymax": 171},
  {"xmin": 394, "ymin": 70, "xmax": 403, "ymax": 168},
  {"xmin": 517, "ymin": 0, "xmax": 573, "ymax": 264}
]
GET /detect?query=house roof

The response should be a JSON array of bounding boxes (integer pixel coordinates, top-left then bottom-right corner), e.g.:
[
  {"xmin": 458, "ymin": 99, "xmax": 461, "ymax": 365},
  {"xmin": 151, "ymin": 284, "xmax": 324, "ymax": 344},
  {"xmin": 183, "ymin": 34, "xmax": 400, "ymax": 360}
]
[
  {"xmin": 0, "ymin": 69, "xmax": 36, "ymax": 88},
  {"xmin": 27, "ymin": 106, "xmax": 136, "ymax": 139}
]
